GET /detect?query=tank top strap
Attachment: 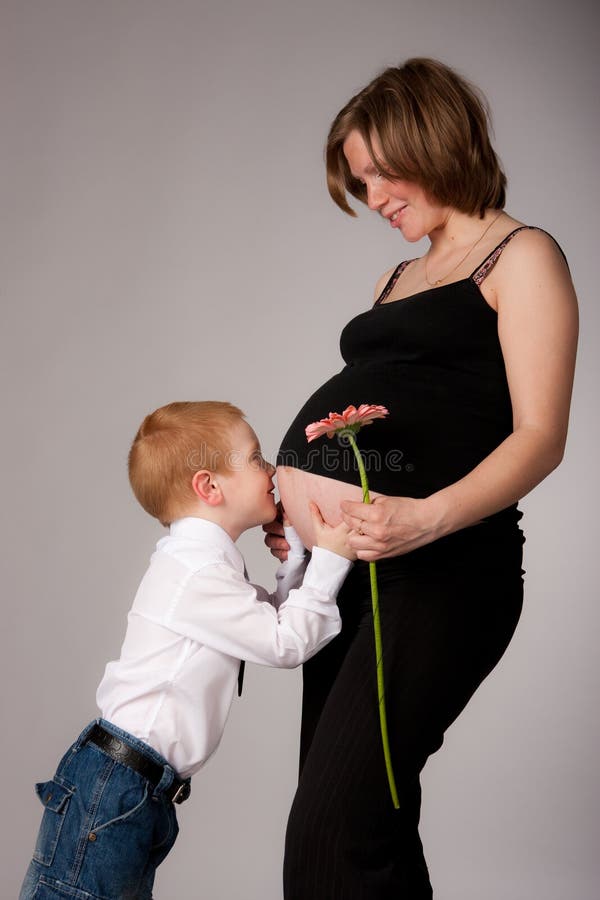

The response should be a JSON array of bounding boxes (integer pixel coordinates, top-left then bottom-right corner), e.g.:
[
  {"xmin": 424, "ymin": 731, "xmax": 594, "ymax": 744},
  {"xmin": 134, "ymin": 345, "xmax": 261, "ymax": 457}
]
[
  {"xmin": 470, "ymin": 225, "xmax": 570, "ymax": 286},
  {"xmin": 470, "ymin": 226, "xmax": 533, "ymax": 285},
  {"xmin": 373, "ymin": 260, "xmax": 415, "ymax": 306}
]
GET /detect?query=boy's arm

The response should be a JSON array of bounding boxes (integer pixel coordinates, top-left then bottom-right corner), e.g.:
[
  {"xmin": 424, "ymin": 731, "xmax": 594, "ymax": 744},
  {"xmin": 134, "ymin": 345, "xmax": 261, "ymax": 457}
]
[
  {"xmin": 268, "ymin": 508, "xmax": 356, "ymax": 609},
  {"xmin": 156, "ymin": 551, "xmax": 352, "ymax": 669}
]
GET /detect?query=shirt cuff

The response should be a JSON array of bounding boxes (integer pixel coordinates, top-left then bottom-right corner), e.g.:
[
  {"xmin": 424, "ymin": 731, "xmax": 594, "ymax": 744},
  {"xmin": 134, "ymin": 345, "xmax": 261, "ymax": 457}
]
[
  {"xmin": 283, "ymin": 523, "xmax": 307, "ymax": 560},
  {"xmin": 302, "ymin": 546, "xmax": 353, "ymax": 598}
]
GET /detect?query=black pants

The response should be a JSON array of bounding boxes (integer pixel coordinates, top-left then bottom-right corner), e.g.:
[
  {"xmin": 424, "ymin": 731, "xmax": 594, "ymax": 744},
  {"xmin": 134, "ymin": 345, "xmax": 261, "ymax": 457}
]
[{"xmin": 283, "ymin": 524, "xmax": 525, "ymax": 899}]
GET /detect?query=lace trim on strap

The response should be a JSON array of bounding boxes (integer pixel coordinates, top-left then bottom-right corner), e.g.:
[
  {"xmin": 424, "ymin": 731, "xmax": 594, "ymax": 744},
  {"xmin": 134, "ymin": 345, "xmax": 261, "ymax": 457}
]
[
  {"xmin": 470, "ymin": 225, "xmax": 538, "ymax": 286},
  {"xmin": 471, "ymin": 225, "xmax": 570, "ymax": 285},
  {"xmin": 373, "ymin": 260, "xmax": 414, "ymax": 306}
]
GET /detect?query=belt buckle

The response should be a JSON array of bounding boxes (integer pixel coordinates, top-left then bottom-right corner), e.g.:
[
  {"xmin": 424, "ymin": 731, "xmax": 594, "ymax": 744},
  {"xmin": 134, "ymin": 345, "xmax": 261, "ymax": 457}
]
[{"xmin": 172, "ymin": 781, "xmax": 191, "ymax": 804}]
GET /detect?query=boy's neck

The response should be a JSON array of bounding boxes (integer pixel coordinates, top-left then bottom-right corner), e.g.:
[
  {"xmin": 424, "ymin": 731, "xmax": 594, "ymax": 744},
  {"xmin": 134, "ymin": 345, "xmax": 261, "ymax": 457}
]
[{"xmin": 170, "ymin": 510, "xmax": 243, "ymax": 543}]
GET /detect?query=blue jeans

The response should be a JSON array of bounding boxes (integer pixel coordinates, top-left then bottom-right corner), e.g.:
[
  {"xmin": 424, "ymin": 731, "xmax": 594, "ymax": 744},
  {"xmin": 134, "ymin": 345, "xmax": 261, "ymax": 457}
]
[{"xmin": 20, "ymin": 719, "xmax": 182, "ymax": 899}]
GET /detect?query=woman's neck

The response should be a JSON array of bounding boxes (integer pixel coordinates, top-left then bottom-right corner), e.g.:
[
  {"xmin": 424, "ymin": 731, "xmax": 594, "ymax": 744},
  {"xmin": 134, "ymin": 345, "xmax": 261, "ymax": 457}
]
[
  {"xmin": 420, "ymin": 208, "xmax": 512, "ymax": 288},
  {"xmin": 427, "ymin": 207, "xmax": 504, "ymax": 253}
]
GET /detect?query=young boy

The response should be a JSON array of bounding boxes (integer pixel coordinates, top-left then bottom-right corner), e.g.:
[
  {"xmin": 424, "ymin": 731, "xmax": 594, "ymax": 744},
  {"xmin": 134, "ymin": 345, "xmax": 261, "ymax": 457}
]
[{"xmin": 20, "ymin": 401, "xmax": 355, "ymax": 900}]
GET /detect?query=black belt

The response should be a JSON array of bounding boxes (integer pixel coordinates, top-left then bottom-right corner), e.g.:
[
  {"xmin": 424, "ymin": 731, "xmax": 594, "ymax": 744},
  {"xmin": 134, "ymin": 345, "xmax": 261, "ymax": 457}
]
[{"xmin": 87, "ymin": 724, "xmax": 191, "ymax": 804}]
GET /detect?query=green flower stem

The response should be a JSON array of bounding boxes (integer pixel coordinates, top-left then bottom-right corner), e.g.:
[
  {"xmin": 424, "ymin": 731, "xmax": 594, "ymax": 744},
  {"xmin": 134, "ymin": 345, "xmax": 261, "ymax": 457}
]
[{"xmin": 344, "ymin": 430, "xmax": 400, "ymax": 809}]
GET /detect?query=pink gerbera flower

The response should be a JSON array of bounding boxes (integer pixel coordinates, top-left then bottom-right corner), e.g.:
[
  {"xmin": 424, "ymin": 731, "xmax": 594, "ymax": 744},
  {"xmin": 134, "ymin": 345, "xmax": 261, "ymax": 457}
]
[
  {"xmin": 305, "ymin": 404, "xmax": 389, "ymax": 442},
  {"xmin": 304, "ymin": 401, "xmax": 398, "ymax": 809}
]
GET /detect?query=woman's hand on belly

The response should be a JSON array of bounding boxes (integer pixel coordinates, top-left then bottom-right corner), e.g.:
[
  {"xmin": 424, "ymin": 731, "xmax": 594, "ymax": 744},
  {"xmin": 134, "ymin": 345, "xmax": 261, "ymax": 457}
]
[
  {"xmin": 275, "ymin": 466, "xmax": 383, "ymax": 552},
  {"xmin": 340, "ymin": 495, "xmax": 445, "ymax": 561}
]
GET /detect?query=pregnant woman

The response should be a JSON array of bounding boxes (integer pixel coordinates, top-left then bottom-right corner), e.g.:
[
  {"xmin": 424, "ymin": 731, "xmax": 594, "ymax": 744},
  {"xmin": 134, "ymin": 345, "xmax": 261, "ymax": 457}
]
[{"xmin": 265, "ymin": 58, "xmax": 579, "ymax": 898}]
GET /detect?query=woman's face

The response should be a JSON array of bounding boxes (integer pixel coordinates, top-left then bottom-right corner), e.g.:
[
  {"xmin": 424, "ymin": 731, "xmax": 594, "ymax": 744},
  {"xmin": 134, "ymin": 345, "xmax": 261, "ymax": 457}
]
[{"xmin": 342, "ymin": 129, "xmax": 448, "ymax": 242}]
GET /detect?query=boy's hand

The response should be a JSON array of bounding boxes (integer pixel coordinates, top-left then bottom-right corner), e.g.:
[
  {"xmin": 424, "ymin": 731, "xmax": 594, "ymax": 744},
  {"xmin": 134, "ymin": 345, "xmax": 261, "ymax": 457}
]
[
  {"xmin": 310, "ymin": 501, "xmax": 357, "ymax": 561},
  {"xmin": 262, "ymin": 501, "xmax": 290, "ymax": 562}
]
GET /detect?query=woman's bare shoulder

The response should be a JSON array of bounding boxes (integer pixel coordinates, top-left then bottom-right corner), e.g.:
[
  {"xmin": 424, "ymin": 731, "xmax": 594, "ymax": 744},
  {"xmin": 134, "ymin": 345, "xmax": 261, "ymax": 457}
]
[
  {"xmin": 499, "ymin": 225, "xmax": 569, "ymax": 275},
  {"xmin": 491, "ymin": 224, "xmax": 576, "ymax": 327}
]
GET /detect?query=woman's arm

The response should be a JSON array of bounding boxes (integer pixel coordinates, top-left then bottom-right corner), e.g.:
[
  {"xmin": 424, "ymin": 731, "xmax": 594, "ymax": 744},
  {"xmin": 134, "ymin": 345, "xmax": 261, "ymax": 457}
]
[{"xmin": 341, "ymin": 230, "xmax": 579, "ymax": 560}]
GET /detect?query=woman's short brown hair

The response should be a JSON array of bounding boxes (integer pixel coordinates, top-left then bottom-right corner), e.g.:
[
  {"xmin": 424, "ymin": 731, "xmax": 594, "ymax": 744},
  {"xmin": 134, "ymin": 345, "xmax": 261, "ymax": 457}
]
[
  {"xmin": 326, "ymin": 57, "xmax": 506, "ymax": 219},
  {"xmin": 128, "ymin": 401, "xmax": 245, "ymax": 526}
]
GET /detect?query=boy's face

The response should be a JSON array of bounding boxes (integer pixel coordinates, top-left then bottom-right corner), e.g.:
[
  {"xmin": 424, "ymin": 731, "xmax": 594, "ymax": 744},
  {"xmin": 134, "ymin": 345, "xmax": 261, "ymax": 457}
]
[{"xmin": 219, "ymin": 420, "xmax": 277, "ymax": 532}]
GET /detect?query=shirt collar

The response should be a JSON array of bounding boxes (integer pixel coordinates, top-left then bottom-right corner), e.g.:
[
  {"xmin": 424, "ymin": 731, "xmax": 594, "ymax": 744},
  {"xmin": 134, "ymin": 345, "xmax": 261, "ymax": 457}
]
[{"xmin": 168, "ymin": 517, "xmax": 245, "ymax": 574}]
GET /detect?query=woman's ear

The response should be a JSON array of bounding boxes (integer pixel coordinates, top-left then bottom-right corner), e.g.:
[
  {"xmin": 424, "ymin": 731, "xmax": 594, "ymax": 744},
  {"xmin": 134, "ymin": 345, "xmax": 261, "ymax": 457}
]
[{"xmin": 191, "ymin": 470, "xmax": 223, "ymax": 506}]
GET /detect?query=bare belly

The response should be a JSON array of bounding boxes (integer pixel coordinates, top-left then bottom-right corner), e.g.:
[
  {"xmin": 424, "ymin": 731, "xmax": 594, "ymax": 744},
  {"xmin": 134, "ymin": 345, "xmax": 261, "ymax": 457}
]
[{"xmin": 276, "ymin": 466, "xmax": 383, "ymax": 551}]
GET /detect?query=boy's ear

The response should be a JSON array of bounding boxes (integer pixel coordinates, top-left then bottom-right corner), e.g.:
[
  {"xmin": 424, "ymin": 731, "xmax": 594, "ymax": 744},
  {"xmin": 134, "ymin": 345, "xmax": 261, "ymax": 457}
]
[{"xmin": 191, "ymin": 470, "xmax": 223, "ymax": 506}]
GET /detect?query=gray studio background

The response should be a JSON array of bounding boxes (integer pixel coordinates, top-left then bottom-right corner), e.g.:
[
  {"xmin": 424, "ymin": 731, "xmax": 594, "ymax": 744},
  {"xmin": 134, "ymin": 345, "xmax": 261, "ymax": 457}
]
[{"xmin": 2, "ymin": 1, "xmax": 598, "ymax": 898}]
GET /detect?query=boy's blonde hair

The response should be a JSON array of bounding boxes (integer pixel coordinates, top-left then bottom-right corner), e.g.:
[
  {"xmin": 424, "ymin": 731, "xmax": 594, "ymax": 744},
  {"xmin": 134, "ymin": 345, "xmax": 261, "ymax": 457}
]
[{"xmin": 128, "ymin": 401, "xmax": 245, "ymax": 526}]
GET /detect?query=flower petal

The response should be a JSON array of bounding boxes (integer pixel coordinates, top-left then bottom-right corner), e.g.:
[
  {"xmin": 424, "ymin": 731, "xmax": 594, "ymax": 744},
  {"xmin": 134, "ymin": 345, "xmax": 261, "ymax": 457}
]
[{"xmin": 305, "ymin": 405, "xmax": 389, "ymax": 443}]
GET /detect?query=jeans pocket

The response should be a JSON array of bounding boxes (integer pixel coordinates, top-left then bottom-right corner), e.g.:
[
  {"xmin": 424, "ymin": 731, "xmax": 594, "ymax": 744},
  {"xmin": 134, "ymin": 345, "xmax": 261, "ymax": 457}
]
[
  {"xmin": 32, "ymin": 780, "xmax": 74, "ymax": 866},
  {"xmin": 91, "ymin": 779, "xmax": 149, "ymax": 834},
  {"xmin": 24, "ymin": 877, "xmax": 103, "ymax": 900}
]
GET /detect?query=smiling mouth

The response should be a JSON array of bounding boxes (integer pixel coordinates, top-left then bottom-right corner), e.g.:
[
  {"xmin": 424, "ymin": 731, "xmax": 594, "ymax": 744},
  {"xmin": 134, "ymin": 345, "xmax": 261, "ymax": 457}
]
[{"xmin": 389, "ymin": 206, "xmax": 407, "ymax": 222}]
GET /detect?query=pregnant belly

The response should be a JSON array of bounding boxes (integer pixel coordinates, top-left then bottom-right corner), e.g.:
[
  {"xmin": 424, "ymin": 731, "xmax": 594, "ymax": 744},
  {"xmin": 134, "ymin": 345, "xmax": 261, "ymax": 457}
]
[
  {"xmin": 276, "ymin": 466, "xmax": 383, "ymax": 551},
  {"xmin": 276, "ymin": 362, "xmax": 516, "ymax": 549}
]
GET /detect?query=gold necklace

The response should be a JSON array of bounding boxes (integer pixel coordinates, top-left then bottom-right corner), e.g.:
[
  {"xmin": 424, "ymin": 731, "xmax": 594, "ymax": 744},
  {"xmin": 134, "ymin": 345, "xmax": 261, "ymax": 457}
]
[{"xmin": 424, "ymin": 210, "xmax": 504, "ymax": 287}]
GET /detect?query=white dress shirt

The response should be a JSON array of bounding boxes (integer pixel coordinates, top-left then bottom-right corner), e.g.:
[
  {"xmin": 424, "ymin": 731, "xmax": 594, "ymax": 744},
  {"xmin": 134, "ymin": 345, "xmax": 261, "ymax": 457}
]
[{"xmin": 96, "ymin": 517, "xmax": 352, "ymax": 778}]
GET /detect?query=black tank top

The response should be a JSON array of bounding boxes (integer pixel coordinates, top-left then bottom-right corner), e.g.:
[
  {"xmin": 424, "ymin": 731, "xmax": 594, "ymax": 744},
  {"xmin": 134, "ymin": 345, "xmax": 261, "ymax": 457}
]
[{"xmin": 277, "ymin": 226, "xmax": 567, "ymax": 529}]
